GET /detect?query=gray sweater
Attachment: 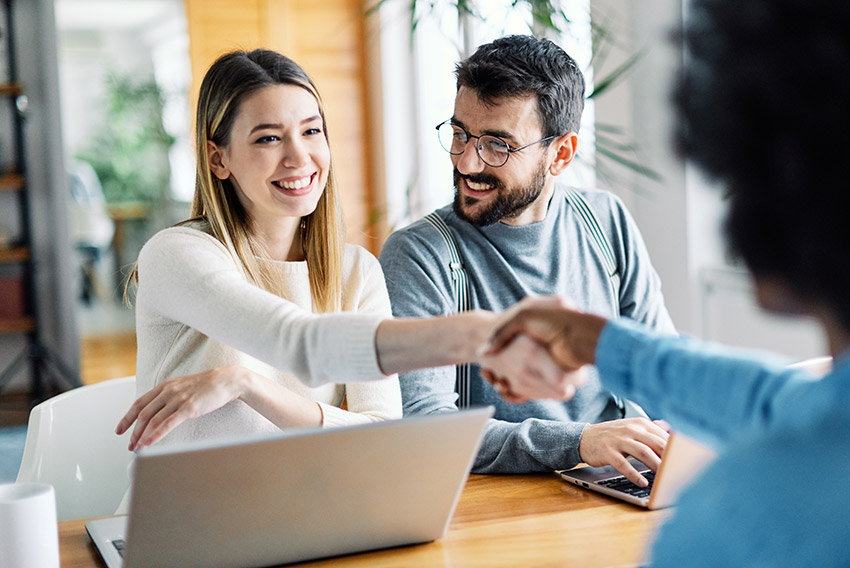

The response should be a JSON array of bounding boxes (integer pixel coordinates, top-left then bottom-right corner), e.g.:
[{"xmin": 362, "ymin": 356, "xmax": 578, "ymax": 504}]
[{"xmin": 379, "ymin": 186, "xmax": 675, "ymax": 473}]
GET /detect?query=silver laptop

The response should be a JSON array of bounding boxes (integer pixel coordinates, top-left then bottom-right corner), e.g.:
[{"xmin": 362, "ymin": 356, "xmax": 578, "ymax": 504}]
[
  {"xmin": 558, "ymin": 431, "xmax": 717, "ymax": 509},
  {"xmin": 86, "ymin": 407, "xmax": 493, "ymax": 568}
]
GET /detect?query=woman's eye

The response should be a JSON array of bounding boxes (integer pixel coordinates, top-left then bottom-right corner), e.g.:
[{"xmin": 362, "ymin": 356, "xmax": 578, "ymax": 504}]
[
  {"xmin": 255, "ymin": 135, "xmax": 280, "ymax": 144},
  {"xmin": 304, "ymin": 128, "xmax": 322, "ymax": 136}
]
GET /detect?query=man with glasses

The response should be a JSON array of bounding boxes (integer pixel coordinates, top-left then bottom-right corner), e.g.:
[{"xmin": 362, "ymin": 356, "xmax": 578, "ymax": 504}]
[{"xmin": 379, "ymin": 34, "xmax": 675, "ymax": 483}]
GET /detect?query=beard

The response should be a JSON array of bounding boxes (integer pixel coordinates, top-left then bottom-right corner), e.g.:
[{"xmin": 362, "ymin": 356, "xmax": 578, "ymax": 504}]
[{"xmin": 452, "ymin": 157, "xmax": 549, "ymax": 227}]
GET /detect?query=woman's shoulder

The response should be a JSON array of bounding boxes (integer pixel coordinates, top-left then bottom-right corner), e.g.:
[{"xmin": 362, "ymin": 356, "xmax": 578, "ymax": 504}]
[
  {"xmin": 342, "ymin": 243, "xmax": 380, "ymax": 267},
  {"xmin": 139, "ymin": 222, "xmax": 227, "ymax": 264},
  {"xmin": 341, "ymin": 243, "xmax": 386, "ymax": 283}
]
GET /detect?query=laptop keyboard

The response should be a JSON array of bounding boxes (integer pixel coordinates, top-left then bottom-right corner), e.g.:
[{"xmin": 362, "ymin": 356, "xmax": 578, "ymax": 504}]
[
  {"xmin": 597, "ymin": 470, "xmax": 656, "ymax": 499},
  {"xmin": 112, "ymin": 539, "xmax": 126, "ymax": 558}
]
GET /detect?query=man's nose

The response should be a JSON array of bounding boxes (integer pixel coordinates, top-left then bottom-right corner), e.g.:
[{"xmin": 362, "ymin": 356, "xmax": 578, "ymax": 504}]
[{"xmin": 454, "ymin": 139, "xmax": 486, "ymax": 175}]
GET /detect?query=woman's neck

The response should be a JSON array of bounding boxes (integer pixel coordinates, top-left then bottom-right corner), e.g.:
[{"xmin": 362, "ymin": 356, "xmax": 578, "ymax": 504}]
[{"xmin": 253, "ymin": 217, "xmax": 304, "ymax": 261}]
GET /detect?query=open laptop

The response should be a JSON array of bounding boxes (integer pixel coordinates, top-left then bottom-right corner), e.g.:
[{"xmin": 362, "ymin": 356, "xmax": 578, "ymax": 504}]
[
  {"xmin": 86, "ymin": 407, "xmax": 493, "ymax": 568},
  {"xmin": 558, "ymin": 431, "xmax": 717, "ymax": 509}
]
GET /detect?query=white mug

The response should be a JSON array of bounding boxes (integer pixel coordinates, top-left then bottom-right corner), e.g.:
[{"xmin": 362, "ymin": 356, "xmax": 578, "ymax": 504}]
[{"xmin": 0, "ymin": 482, "xmax": 60, "ymax": 568}]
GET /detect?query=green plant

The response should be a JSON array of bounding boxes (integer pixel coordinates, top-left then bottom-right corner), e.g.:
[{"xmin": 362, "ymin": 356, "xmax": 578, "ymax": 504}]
[{"xmin": 76, "ymin": 72, "xmax": 175, "ymax": 204}]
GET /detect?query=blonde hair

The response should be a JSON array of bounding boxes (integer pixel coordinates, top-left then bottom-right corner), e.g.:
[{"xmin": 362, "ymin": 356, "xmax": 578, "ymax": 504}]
[{"xmin": 127, "ymin": 49, "xmax": 345, "ymax": 313}]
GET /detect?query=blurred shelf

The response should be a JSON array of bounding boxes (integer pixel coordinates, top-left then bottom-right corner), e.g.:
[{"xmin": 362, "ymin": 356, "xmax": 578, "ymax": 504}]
[
  {"xmin": 0, "ymin": 317, "xmax": 34, "ymax": 333},
  {"xmin": 0, "ymin": 246, "xmax": 29, "ymax": 263},
  {"xmin": 0, "ymin": 173, "xmax": 24, "ymax": 191},
  {"xmin": 0, "ymin": 82, "xmax": 22, "ymax": 96}
]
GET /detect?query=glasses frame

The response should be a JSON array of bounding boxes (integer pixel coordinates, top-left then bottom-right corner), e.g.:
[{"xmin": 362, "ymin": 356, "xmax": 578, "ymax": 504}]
[{"xmin": 435, "ymin": 119, "xmax": 557, "ymax": 168}]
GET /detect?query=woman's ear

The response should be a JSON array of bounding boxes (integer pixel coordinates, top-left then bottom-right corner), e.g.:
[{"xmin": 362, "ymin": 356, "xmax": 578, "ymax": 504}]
[
  {"xmin": 207, "ymin": 140, "xmax": 230, "ymax": 180},
  {"xmin": 548, "ymin": 132, "xmax": 579, "ymax": 176}
]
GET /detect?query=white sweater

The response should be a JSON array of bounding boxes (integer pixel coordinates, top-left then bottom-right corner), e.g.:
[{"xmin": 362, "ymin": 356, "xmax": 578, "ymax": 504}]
[{"xmin": 134, "ymin": 225, "xmax": 402, "ymax": 444}]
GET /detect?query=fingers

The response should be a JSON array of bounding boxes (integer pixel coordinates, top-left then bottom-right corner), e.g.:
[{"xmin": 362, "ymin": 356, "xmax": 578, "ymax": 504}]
[
  {"xmin": 122, "ymin": 368, "xmax": 244, "ymax": 450},
  {"xmin": 133, "ymin": 405, "xmax": 187, "ymax": 450},
  {"xmin": 580, "ymin": 418, "xmax": 671, "ymax": 486},
  {"xmin": 609, "ymin": 455, "xmax": 652, "ymax": 488},
  {"xmin": 486, "ymin": 296, "xmax": 570, "ymax": 355},
  {"xmin": 128, "ymin": 392, "xmax": 170, "ymax": 451},
  {"xmin": 115, "ymin": 387, "xmax": 160, "ymax": 436},
  {"xmin": 484, "ymin": 320, "xmax": 525, "ymax": 356},
  {"xmin": 481, "ymin": 335, "xmax": 584, "ymax": 401}
]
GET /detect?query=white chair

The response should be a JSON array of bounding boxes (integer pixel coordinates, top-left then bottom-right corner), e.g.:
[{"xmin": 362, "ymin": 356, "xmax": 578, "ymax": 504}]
[{"xmin": 15, "ymin": 376, "xmax": 137, "ymax": 521}]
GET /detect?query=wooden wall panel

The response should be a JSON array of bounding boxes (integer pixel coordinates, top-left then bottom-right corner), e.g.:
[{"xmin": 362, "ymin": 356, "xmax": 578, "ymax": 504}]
[{"xmin": 183, "ymin": 0, "xmax": 382, "ymax": 252}]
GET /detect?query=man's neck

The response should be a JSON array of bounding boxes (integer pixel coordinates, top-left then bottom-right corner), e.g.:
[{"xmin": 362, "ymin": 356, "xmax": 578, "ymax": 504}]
[{"xmin": 499, "ymin": 182, "xmax": 556, "ymax": 227}]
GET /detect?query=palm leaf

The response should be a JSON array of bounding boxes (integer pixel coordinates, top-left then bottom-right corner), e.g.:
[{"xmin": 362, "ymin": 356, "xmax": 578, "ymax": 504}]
[{"xmin": 588, "ymin": 49, "xmax": 643, "ymax": 99}]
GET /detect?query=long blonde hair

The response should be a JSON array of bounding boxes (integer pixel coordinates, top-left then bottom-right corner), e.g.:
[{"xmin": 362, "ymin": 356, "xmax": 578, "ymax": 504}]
[{"xmin": 127, "ymin": 49, "xmax": 345, "ymax": 312}]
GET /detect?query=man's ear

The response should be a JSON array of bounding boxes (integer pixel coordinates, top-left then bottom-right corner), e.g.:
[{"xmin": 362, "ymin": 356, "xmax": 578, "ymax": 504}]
[
  {"xmin": 548, "ymin": 132, "xmax": 578, "ymax": 176},
  {"xmin": 207, "ymin": 140, "xmax": 230, "ymax": 180}
]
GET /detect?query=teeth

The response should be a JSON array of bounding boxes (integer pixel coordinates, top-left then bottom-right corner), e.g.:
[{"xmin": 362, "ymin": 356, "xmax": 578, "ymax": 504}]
[
  {"xmin": 275, "ymin": 175, "xmax": 311, "ymax": 190},
  {"xmin": 466, "ymin": 180, "xmax": 493, "ymax": 191}
]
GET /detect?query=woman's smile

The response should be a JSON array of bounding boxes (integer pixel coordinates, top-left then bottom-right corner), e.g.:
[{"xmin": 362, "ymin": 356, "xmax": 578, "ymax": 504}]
[{"xmin": 272, "ymin": 172, "xmax": 317, "ymax": 196}]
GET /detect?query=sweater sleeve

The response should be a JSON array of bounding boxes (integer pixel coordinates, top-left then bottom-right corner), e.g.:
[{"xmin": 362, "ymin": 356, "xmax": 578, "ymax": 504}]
[
  {"xmin": 320, "ymin": 250, "xmax": 402, "ymax": 427},
  {"xmin": 648, "ymin": 411, "xmax": 850, "ymax": 567},
  {"xmin": 595, "ymin": 318, "xmax": 812, "ymax": 445},
  {"xmin": 136, "ymin": 228, "xmax": 386, "ymax": 388}
]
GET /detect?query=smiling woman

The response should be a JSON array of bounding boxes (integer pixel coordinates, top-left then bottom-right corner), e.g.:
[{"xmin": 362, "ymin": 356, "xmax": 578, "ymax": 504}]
[{"xmin": 122, "ymin": 50, "xmax": 392, "ymax": 450}]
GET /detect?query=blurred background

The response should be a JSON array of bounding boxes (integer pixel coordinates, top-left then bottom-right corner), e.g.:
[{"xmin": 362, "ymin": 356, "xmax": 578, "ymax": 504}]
[{"xmin": 0, "ymin": 0, "xmax": 825, "ymax": 453}]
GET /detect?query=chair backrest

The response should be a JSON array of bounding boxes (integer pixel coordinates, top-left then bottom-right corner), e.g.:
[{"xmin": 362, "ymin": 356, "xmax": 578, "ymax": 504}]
[{"xmin": 16, "ymin": 376, "xmax": 137, "ymax": 521}]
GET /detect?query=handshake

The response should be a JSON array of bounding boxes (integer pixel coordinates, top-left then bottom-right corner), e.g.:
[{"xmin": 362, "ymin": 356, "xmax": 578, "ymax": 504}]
[{"xmin": 478, "ymin": 296, "xmax": 609, "ymax": 403}]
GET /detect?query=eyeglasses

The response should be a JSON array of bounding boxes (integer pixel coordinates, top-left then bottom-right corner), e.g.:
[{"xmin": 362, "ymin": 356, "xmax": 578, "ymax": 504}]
[{"xmin": 436, "ymin": 119, "xmax": 556, "ymax": 168}]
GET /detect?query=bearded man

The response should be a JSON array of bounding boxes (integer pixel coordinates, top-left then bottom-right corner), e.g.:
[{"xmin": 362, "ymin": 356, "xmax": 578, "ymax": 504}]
[{"xmin": 379, "ymin": 34, "xmax": 675, "ymax": 484}]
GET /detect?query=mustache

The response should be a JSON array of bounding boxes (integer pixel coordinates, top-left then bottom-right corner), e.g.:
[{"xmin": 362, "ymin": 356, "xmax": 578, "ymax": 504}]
[{"xmin": 453, "ymin": 168, "xmax": 504, "ymax": 190}]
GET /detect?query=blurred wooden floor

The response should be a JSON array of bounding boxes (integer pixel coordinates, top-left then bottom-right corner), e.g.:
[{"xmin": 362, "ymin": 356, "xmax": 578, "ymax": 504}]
[{"xmin": 81, "ymin": 331, "xmax": 137, "ymax": 385}]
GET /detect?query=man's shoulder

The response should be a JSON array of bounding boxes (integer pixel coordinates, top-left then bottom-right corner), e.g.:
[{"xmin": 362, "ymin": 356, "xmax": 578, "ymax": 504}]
[
  {"xmin": 381, "ymin": 204, "xmax": 458, "ymax": 258},
  {"xmin": 558, "ymin": 185, "xmax": 628, "ymax": 219}
]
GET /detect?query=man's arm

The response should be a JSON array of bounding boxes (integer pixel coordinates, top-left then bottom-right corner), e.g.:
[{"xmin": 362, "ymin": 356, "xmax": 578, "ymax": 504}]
[
  {"xmin": 598, "ymin": 190, "xmax": 676, "ymax": 333},
  {"xmin": 380, "ymin": 225, "xmax": 658, "ymax": 476}
]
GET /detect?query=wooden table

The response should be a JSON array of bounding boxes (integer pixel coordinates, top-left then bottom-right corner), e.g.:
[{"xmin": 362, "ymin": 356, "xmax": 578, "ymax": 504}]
[{"xmin": 59, "ymin": 474, "xmax": 671, "ymax": 568}]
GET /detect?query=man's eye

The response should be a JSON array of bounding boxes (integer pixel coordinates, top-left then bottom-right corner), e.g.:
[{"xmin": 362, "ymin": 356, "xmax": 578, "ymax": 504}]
[{"xmin": 485, "ymin": 139, "xmax": 508, "ymax": 153}]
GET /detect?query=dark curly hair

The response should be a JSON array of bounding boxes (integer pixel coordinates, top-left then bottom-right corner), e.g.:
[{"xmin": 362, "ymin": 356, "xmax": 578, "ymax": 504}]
[
  {"xmin": 455, "ymin": 35, "xmax": 585, "ymax": 138},
  {"xmin": 675, "ymin": 0, "xmax": 850, "ymax": 327}
]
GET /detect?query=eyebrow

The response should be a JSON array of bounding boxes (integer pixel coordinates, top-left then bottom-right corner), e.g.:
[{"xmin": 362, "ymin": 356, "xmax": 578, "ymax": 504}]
[
  {"xmin": 249, "ymin": 114, "xmax": 322, "ymax": 135},
  {"xmin": 451, "ymin": 117, "xmax": 518, "ymax": 143}
]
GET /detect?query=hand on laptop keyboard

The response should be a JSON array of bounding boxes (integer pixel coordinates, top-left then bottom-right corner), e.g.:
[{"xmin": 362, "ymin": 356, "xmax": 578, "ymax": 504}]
[
  {"xmin": 579, "ymin": 418, "xmax": 669, "ymax": 487},
  {"xmin": 599, "ymin": 471, "xmax": 656, "ymax": 499}
]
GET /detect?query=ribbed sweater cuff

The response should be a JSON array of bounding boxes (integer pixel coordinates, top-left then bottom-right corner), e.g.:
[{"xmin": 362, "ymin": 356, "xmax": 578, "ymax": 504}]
[{"xmin": 318, "ymin": 402, "xmax": 352, "ymax": 428}]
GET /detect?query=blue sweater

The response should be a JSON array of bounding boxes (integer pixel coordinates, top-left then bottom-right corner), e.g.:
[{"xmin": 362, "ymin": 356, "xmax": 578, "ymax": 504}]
[
  {"xmin": 379, "ymin": 186, "xmax": 675, "ymax": 473},
  {"xmin": 598, "ymin": 318, "xmax": 850, "ymax": 566}
]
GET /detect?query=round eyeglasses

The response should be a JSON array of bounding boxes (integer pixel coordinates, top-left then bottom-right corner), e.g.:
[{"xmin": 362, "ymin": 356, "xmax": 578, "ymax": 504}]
[{"xmin": 436, "ymin": 119, "xmax": 556, "ymax": 168}]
